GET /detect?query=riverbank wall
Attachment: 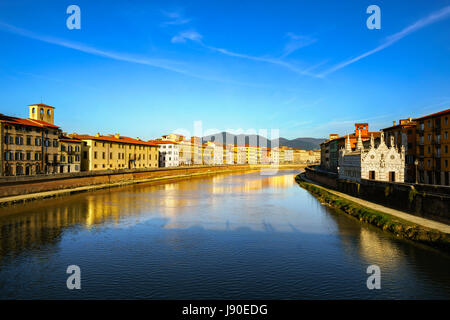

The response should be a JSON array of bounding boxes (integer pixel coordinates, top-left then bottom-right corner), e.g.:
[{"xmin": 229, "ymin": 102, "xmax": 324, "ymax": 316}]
[
  {"xmin": 295, "ymin": 174, "xmax": 450, "ymax": 252},
  {"xmin": 304, "ymin": 165, "xmax": 450, "ymax": 225},
  {"xmin": 0, "ymin": 164, "xmax": 305, "ymax": 206}
]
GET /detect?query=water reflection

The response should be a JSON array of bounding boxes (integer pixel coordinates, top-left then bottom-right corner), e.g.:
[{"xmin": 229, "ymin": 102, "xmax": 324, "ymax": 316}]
[
  {"xmin": 0, "ymin": 171, "xmax": 297, "ymax": 257},
  {"xmin": 0, "ymin": 170, "xmax": 449, "ymax": 299}
]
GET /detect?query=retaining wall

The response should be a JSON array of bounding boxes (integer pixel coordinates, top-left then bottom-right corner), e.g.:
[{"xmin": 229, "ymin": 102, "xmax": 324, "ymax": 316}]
[{"xmin": 305, "ymin": 166, "xmax": 450, "ymax": 225}]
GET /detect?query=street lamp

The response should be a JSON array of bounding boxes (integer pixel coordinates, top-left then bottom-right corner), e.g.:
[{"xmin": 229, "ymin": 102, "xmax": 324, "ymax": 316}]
[{"xmin": 414, "ymin": 159, "xmax": 419, "ymax": 184}]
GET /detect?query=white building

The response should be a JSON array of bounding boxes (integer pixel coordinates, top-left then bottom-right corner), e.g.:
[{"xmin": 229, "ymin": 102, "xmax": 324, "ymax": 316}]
[
  {"xmin": 235, "ymin": 145, "xmax": 246, "ymax": 164},
  {"xmin": 338, "ymin": 131, "xmax": 405, "ymax": 183},
  {"xmin": 206, "ymin": 141, "xmax": 224, "ymax": 165},
  {"xmin": 271, "ymin": 148, "xmax": 280, "ymax": 164},
  {"xmin": 224, "ymin": 144, "xmax": 235, "ymax": 164},
  {"xmin": 283, "ymin": 148, "xmax": 294, "ymax": 163},
  {"xmin": 154, "ymin": 141, "xmax": 179, "ymax": 167}
]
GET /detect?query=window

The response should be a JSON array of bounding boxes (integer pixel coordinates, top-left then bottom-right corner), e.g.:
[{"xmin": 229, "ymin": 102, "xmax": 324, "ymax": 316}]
[
  {"xmin": 94, "ymin": 152, "xmax": 97, "ymax": 159},
  {"xmin": 445, "ymin": 131, "xmax": 448, "ymax": 139},
  {"xmin": 83, "ymin": 151, "xmax": 87, "ymax": 159},
  {"xmin": 445, "ymin": 117, "xmax": 449, "ymax": 125},
  {"xmin": 27, "ymin": 137, "xmax": 31, "ymax": 145},
  {"xmin": 369, "ymin": 171, "xmax": 375, "ymax": 180}
]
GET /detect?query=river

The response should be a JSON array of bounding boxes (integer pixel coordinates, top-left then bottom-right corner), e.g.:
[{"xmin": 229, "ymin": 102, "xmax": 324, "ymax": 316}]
[{"xmin": 0, "ymin": 169, "xmax": 449, "ymax": 299}]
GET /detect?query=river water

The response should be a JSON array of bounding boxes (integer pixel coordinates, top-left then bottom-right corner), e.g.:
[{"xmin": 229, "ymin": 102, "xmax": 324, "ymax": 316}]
[{"xmin": 0, "ymin": 169, "xmax": 449, "ymax": 299}]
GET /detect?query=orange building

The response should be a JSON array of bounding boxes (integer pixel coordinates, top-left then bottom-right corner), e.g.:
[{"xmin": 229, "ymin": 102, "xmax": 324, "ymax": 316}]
[{"xmin": 414, "ymin": 109, "xmax": 450, "ymax": 185}]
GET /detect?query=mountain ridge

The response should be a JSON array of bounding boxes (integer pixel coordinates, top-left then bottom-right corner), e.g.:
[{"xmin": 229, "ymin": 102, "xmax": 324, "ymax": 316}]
[{"xmin": 201, "ymin": 132, "xmax": 324, "ymax": 150}]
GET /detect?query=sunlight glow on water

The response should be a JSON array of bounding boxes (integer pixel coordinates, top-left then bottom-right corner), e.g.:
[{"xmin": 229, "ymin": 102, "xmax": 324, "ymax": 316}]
[{"xmin": 0, "ymin": 170, "xmax": 449, "ymax": 299}]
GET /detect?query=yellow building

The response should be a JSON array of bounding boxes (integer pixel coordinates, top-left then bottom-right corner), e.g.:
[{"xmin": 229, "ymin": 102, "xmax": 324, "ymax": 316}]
[
  {"xmin": 59, "ymin": 136, "xmax": 82, "ymax": 173},
  {"xmin": 73, "ymin": 133, "xmax": 159, "ymax": 171},
  {"xmin": 190, "ymin": 136, "xmax": 202, "ymax": 165},
  {"xmin": 223, "ymin": 144, "xmax": 235, "ymax": 164},
  {"xmin": 1, "ymin": 104, "xmax": 61, "ymax": 176}
]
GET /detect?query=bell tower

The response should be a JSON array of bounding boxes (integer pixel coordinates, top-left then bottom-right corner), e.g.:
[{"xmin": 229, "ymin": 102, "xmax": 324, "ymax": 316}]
[{"xmin": 29, "ymin": 104, "xmax": 55, "ymax": 124}]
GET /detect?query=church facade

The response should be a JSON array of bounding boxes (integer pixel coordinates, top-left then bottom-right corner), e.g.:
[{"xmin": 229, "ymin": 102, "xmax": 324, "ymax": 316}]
[{"xmin": 338, "ymin": 130, "xmax": 406, "ymax": 183}]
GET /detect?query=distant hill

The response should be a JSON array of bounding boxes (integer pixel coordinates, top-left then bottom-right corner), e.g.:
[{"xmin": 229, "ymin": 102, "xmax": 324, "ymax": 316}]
[{"xmin": 201, "ymin": 132, "xmax": 324, "ymax": 150}]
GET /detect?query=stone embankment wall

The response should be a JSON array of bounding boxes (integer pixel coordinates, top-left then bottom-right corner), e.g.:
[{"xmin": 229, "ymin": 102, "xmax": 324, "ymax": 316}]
[
  {"xmin": 0, "ymin": 164, "xmax": 305, "ymax": 199},
  {"xmin": 305, "ymin": 165, "xmax": 450, "ymax": 225}
]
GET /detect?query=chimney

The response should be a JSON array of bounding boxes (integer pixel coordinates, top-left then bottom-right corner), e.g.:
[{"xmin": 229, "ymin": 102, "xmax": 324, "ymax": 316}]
[
  {"xmin": 95, "ymin": 132, "xmax": 100, "ymax": 137},
  {"xmin": 114, "ymin": 133, "xmax": 120, "ymax": 139},
  {"xmin": 408, "ymin": 117, "xmax": 412, "ymax": 122},
  {"xmin": 393, "ymin": 121, "xmax": 396, "ymax": 126}
]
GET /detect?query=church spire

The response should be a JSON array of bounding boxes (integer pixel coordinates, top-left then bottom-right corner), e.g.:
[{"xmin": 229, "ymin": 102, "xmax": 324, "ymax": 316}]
[
  {"xmin": 370, "ymin": 133, "xmax": 374, "ymax": 149},
  {"xmin": 345, "ymin": 134, "xmax": 351, "ymax": 152},
  {"xmin": 356, "ymin": 129, "xmax": 363, "ymax": 151}
]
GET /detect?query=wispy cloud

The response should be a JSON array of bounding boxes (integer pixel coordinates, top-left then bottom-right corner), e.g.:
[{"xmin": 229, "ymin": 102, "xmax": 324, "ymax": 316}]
[
  {"xmin": 161, "ymin": 10, "xmax": 191, "ymax": 25},
  {"xmin": 0, "ymin": 21, "xmax": 268, "ymax": 88},
  {"xmin": 171, "ymin": 30, "xmax": 322, "ymax": 78},
  {"xmin": 0, "ymin": 21, "xmax": 190, "ymax": 75},
  {"xmin": 171, "ymin": 30, "xmax": 202, "ymax": 43},
  {"xmin": 281, "ymin": 32, "xmax": 317, "ymax": 58},
  {"xmin": 319, "ymin": 6, "xmax": 450, "ymax": 77}
]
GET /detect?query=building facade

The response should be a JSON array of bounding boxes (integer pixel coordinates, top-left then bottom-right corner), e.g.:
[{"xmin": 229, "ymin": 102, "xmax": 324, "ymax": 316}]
[
  {"xmin": 75, "ymin": 133, "xmax": 159, "ymax": 171},
  {"xmin": 153, "ymin": 140, "xmax": 179, "ymax": 167},
  {"xmin": 59, "ymin": 136, "xmax": 82, "ymax": 173},
  {"xmin": 382, "ymin": 118, "xmax": 417, "ymax": 183},
  {"xmin": 414, "ymin": 109, "xmax": 450, "ymax": 185},
  {"xmin": 338, "ymin": 132, "xmax": 405, "ymax": 183},
  {"xmin": 1, "ymin": 104, "xmax": 61, "ymax": 176}
]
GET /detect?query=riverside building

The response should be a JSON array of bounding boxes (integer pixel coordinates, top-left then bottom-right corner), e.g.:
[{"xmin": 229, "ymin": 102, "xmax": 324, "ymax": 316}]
[
  {"xmin": 75, "ymin": 133, "xmax": 159, "ymax": 171},
  {"xmin": 338, "ymin": 131, "xmax": 405, "ymax": 183},
  {"xmin": 1, "ymin": 104, "xmax": 61, "ymax": 176}
]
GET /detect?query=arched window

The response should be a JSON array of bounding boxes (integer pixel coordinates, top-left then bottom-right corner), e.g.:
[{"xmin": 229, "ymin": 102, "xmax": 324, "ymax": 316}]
[
  {"xmin": 47, "ymin": 109, "xmax": 51, "ymax": 115},
  {"xmin": 32, "ymin": 107, "xmax": 35, "ymax": 113},
  {"xmin": 16, "ymin": 165, "xmax": 23, "ymax": 176},
  {"xmin": 40, "ymin": 108, "xmax": 44, "ymax": 114}
]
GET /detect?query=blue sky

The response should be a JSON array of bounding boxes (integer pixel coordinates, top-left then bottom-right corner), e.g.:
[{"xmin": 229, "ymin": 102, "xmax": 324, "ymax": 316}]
[{"xmin": 0, "ymin": 0, "xmax": 449, "ymax": 139}]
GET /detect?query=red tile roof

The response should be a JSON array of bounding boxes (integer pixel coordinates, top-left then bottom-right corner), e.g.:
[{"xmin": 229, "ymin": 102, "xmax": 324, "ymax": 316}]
[
  {"xmin": 0, "ymin": 114, "xmax": 60, "ymax": 129},
  {"xmin": 150, "ymin": 140, "xmax": 179, "ymax": 145},
  {"xmin": 28, "ymin": 119, "xmax": 60, "ymax": 128},
  {"xmin": 60, "ymin": 137, "xmax": 82, "ymax": 143},
  {"xmin": 74, "ymin": 134, "xmax": 158, "ymax": 146},
  {"xmin": 413, "ymin": 108, "xmax": 450, "ymax": 121}
]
